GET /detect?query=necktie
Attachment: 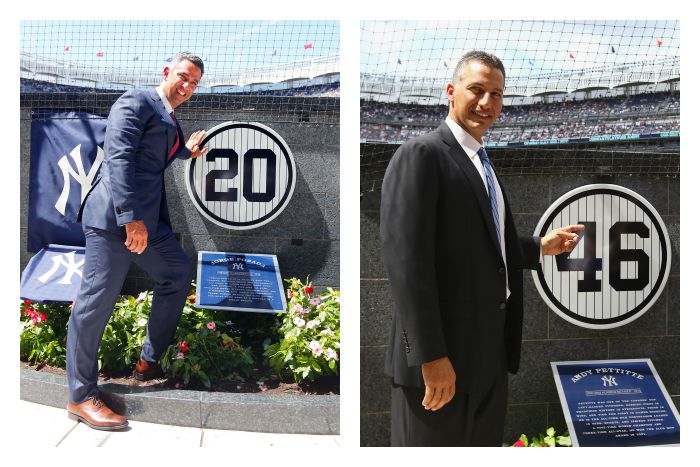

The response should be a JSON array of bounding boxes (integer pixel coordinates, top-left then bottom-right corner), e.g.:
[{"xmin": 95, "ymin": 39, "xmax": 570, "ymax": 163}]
[
  {"xmin": 169, "ymin": 112, "xmax": 180, "ymax": 159},
  {"xmin": 477, "ymin": 147, "xmax": 501, "ymax": 246}
]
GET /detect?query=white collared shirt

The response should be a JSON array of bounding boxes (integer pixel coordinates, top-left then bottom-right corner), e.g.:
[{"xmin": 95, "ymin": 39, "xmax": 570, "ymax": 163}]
[
  {"xmin": 445, "ymin": 116, "xmax": 510, "ymax": 298},
  {"xmin": 155, "ymin": 86, "xmax": 174, "ymax": 118}
]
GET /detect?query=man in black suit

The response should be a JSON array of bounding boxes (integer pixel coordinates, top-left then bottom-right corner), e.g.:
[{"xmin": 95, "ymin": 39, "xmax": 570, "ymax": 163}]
[{"xmin": 380, "ymin": 50, "xmax": 583, "ymax": 446}]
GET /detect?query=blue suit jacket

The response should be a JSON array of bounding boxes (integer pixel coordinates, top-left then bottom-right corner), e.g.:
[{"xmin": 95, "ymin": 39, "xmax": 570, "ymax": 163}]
[{"xmin": 78, "ymin": 88, "xmax": 192, "ymax": 235}]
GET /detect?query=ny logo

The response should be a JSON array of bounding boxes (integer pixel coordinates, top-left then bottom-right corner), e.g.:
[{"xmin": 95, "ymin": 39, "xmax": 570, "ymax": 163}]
[
  {"xmin": 231, "ymin": 263, "xmax": 245, "ymax": 271},
  {"xmin": 54, "ymin": 144, "xmax": 104, "ymax": 215},
  {"xmin": 38, "ymin": 251, "xmax": 84, "ymax": 285},
  {"xmin": 601, "ymin": 375, "xmax": 618, "ymax": 387}
]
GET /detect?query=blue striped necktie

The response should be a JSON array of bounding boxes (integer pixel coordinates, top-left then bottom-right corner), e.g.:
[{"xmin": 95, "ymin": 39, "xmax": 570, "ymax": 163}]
[{"xmin": 477, "ymin": 147, "xmax": 501, "ymax": 245}]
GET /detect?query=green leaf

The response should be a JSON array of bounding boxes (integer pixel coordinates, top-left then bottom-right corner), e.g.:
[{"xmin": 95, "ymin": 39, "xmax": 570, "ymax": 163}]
[
  {"xmin": 197, "ymin": 370, "xmax": 211, "ymax": 388},
  {"xmin": 556, "ymin": 435, "xmax": 572, "ymax": 447},
  {"xmin": 546, "ymin": 427, "xmax": 555, "ymax": 437},
  {"xmin": 519, "ymin": 434, "xmax": 529, "ymax": 447}
]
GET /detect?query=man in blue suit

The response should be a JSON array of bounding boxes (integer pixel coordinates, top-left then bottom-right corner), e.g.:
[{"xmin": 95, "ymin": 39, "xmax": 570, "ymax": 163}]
[{"xmin": 66, "ymin": 52, "xmax": 209, "ymax": 430}]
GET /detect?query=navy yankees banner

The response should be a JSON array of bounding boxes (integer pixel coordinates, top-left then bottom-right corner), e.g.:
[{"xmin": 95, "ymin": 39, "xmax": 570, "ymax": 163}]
[
  {"xmin": 20, "ymin": 244, "xmax": 85, "ymax": 302},
  {"xmin": 28, "ymin": 111, "xmax": 106, "ymax": 251}
]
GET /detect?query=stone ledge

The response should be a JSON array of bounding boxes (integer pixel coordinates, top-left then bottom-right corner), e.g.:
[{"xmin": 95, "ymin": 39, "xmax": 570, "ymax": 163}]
[{"xmin": 20, "ymin": 368, "xmax": 339, "ymax": 435}]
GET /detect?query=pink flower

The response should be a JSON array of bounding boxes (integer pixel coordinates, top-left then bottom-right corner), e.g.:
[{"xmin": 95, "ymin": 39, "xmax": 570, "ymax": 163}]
[
  {"xmin": 310, "ymin": 298, "xmax": 321, "ymax": 306},
  {"xmin": 176, "ymin": 352, "xmax": 185, "ymax": 360},
  {"xmin": 206, "ymin": 321, "xmax": 216, "ymax": 330},
  {"xmin": 324, "ymin": 348, "xmax": 338, "ymax": 361},
  {"xmin": 309, "ymin": 340, "xmax": 323, "ymax": 356}
]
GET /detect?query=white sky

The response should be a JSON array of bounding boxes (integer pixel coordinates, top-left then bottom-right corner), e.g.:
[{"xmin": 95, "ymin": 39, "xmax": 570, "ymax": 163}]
[{"xmin": 361, "ymin": 20, "xmax": 679, "ymax": 80}]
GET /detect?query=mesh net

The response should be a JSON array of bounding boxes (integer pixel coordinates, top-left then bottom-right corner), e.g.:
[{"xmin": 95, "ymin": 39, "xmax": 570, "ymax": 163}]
[
  {"xmin": 360, "ymin": 20, "xmax": 680, "ymax": 191},
  {"xmin": 21, "ymin": 20, "xmax": 340, "ymax": 124}
]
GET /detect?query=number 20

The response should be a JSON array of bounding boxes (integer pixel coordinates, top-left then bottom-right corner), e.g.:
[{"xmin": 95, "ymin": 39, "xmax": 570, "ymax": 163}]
[{"xmin": 204, "ymin": 148, "xmax": 277, "ymax": 202}]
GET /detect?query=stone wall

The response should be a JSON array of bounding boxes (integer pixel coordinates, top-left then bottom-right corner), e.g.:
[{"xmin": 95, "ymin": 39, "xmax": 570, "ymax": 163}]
[
  {"xmin": 360, "ymin": 147, "xmax": 680, "ymax": 446},
  {"xmin": 20, "ymin": 96, "xmax": 339, "ymax": 294}
]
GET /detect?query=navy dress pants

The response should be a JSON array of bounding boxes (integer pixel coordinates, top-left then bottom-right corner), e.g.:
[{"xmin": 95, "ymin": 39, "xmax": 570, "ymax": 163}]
[{"xmin": 66, "ymin": 225, "xmax": 192, "ymax": 404}]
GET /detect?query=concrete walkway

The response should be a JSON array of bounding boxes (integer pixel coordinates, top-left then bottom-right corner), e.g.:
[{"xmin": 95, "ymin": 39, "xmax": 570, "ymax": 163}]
[{"xmin": 16, "ymin": 400, "xmax": 341, "ymax": 447}]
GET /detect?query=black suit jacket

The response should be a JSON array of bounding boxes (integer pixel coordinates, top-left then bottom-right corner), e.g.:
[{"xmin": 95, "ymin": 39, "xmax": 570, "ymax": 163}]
[{"xmin": 380, "ymin": 122, "xmax": 541, "ymax": 395}]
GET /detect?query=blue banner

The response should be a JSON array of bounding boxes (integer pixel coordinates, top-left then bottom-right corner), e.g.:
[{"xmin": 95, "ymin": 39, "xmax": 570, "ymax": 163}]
[
  {"xmin": 28, "ymin": 111, "xmax": 106, "ymax": 251},
  {"xmin": 552, "ymin": 359, "xmax": 680, "ymax": 446},
  {"xmin": 20, "ymin": 244, "xmax": 85, "ymax": 303},
  {"xmin": 196, "ymin": 251, "xmax": 286, "ymax": 314}
]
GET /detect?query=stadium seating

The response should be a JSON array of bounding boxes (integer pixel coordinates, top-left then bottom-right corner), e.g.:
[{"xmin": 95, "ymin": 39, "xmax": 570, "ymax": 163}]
[{"xmin": 361, "ymin": 91, "xmax": 679, "ymax": 142}]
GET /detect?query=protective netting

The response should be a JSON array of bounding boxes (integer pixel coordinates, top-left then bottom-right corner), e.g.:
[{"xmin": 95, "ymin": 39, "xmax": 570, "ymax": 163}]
[
  {"xmin": 21, "ymin": 20, "xmax": 340, "ymax": 124},
  {"xmin": 360, "ymin": 20, "xmax": 679, "ymax": 190}
]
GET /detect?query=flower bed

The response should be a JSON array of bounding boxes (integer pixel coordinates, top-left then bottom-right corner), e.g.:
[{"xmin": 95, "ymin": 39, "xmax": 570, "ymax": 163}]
[
  {"xmin": 20, "ymin": 278, "xmax": 340, "ymax": 394},
  {"xmin": 510, "ymin": 427, "xmax": 572, "ymax": 447}
]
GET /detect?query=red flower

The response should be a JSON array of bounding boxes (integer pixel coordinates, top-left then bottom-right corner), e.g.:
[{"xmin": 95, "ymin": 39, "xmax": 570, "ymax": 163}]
[
  {"xmin": 188, "ymin": 293, "xmax": 196, "ymax": 304},
  {"xmin": 513, "ymin": 439, "xmax": 525, "ymax": 447},
  {"xmin": 287, "ymin": 290, "xmax": 294, "ymax": 298},
  {"xmin": 39, "ymin": 313, "xmax": 47, "ymax": 322},
  {"xmin": 181, "ymin": 341, "xmax": 189, "ymax": 352},
  {"xmin": 24, "ymin": 299, "xmax": 32, "ymax": 306},
  {"xmin": 304, "ymin": 286, "xmax": 314, "ymax": 295},
  {"xmin": 229, "ymin": 341, "xmax": 236, "ymax": 349}
]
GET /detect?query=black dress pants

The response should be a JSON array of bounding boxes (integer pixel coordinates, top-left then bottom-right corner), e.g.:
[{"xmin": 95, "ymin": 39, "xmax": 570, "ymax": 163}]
[{"xmin": 390, "ymin": 362, "xmax": 508, "ymax": 446}]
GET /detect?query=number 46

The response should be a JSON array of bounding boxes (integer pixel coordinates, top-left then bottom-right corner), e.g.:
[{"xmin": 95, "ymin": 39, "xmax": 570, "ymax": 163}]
[{"xmin": 556, "ymin": 221, "xmax": 650, "ymax": 292}]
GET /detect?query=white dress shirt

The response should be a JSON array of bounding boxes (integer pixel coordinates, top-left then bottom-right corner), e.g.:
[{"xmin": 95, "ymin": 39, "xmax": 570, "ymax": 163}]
[
  {"xmin": 155, "ymin": 86, "xmax": 175, "ymax": 121},
  {"xmin": 445, "ymin": 116, "xmax": 510, "ymax": 298}
]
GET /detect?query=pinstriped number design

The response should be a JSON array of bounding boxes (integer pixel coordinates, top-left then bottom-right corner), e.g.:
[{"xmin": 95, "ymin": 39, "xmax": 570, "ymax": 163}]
[
  {"xmin": 532, "ymin": 185, "xmax": 671, "ymax": 329},
  {"xmin": 185, "ymin": 122, "xmax": 296, "ymax": 230}
]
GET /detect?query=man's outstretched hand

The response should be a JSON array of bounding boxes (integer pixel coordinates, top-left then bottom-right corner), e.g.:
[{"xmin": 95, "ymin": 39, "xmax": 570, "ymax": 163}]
[
  {"xmin": 541, "ymin": 224, "xmax": 585, "ymax": 256},
  {"xmin": 421, "ymin": 356, "xmax": 456, "ymax": 411},
  {"xmin": 186, "ymin": 130, "xmax": 209, "ymax": 158}
]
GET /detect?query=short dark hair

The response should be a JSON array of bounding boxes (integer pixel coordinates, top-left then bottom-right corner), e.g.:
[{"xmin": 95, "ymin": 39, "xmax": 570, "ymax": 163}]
[
  {"xmin": 452, "ymin": 50, "xmax": 505, "ymax": 85},
  {"xmin": 171, "ymin": 51, "xmax": 204, "ymax": 75}
]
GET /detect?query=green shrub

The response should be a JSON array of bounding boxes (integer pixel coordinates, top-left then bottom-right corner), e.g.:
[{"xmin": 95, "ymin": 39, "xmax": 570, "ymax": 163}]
[
  {"xmin": 97, "ymin": 291, "xmax": 151, "ymax": 372},
  {"xmin": 19, "ymin": 300, "xmax": 71, "ymax": 367},
  {"xmin": 160, "ymin": 324, "xmax": 254, "ymax": 389},
  {"xmin": 264, "ymin": 278, "xmax": 340, "ymax": 383}
]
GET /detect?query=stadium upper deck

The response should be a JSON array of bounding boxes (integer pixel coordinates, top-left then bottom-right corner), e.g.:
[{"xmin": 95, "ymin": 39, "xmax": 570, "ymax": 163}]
[
  {"xmin": 361, "ymin": 91, "xmax": 679, "ymax": 145},
  {"xmin": 20, "ymin": 52, "xmax": 340, "ymax": 96}
]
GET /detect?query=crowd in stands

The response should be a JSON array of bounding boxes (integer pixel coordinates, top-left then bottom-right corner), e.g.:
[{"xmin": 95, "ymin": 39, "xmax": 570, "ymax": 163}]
[
  {"xmin": 21, "ymin": 78, "xmax": 98, "ymax": 93},
  {"xmin": 360, "ymin": 92, "xmax": 679, "ymax": 142},
  {"xmin": 21, "ymin": 78, "xmax": 340, "ymax": 97},
  {"xmin": 227, "ymin": 82, "xmax": 340, "ymax": 97}
]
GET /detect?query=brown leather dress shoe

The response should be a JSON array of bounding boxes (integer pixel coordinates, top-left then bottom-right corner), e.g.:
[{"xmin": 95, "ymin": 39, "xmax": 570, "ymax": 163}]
[
  {"xmin": 67, "ymin": 395, "xmax": 128, "ymax": 431},
  {"xmin": 133, "ymin": 358, "xmax": 164, "ymax": 381}
]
